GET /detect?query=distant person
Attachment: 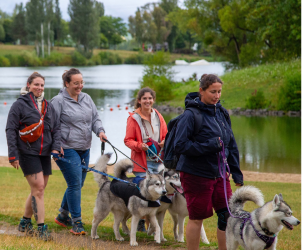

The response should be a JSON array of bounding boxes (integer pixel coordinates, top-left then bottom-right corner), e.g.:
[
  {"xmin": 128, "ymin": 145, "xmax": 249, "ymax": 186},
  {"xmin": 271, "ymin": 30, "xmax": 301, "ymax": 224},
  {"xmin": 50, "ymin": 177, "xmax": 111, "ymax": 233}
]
[
  {"xmin": 124, "ymin": 87, "xmax": 167, "ymax": 231},
  {"xmin": 6, "ymin": 72, "xmax": 61, "ymax": 241},
  {"xmin": 174, "ymin": 74, "xmax": 243, "ymax": 250},
  {"xmin": 51, "ymin": 68, "xmax": 107, "ymax": 235}
]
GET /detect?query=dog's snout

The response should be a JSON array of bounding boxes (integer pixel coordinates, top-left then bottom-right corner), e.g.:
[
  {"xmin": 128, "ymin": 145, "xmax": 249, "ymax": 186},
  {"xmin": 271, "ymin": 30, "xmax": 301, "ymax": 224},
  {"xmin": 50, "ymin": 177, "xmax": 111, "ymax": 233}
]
[
  {"xmin": 297, "ymin": 220, "xmax": 300, "ymax": 225},
  {"xmin": 162, "ymin": 190, "xmax": 167, "ymax": 195}
]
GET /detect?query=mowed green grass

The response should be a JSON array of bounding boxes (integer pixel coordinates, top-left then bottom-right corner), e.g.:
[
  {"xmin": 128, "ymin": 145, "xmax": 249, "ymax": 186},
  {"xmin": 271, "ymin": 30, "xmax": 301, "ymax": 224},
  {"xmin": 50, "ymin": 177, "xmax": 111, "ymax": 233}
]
[
  {"xmin": 0, "ymin": 167, "xmax": 300, "ymax": 249},
  {"xmin": 0, "ymin": 44, "xmax": 215, "ymax": 63},
  {"xmin": 168, "ymin": 59, "xmax": 301, "ymax": 110}
]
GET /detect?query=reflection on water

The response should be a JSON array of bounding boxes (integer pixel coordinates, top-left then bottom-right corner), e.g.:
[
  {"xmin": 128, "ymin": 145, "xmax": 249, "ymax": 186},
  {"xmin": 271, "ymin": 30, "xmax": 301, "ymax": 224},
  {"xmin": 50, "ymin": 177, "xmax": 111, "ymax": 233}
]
[{"xmin": 0, "ymin": 64, "xmax": 300, "ymax": 173}]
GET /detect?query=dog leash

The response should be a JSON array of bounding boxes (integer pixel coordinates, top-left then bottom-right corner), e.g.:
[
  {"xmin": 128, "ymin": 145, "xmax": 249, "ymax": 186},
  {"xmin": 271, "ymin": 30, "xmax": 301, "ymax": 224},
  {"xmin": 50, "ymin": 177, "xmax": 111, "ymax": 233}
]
[
  {"xmin": 217, "ymin": 140, "xmax": 276, "ymax": 248},
  {"xmin": 103, "ymin": 139, "xmax": 150, "ymax": 174},
  {"xmin": 146, "ymin": 145, "xmax": 164, "ymax": 163},
  {"xmin": 51, "ymin": 153, "xmax": 139, "ymax": 190},
  {"xmin": 101, "ymin": 141, "xmax": 117, "ymax": 166}
]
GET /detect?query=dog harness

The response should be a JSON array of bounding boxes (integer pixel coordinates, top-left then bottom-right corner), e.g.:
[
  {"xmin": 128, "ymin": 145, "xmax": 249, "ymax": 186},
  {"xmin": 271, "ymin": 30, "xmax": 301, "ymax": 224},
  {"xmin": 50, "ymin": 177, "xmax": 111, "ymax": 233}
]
[
  {"xmin": 239, "ymin": 212, "xmax": 276, "ymax": 249},
  {"xmin": 110, "ymin": 178, "xmax": 161, "ymax": 208}
]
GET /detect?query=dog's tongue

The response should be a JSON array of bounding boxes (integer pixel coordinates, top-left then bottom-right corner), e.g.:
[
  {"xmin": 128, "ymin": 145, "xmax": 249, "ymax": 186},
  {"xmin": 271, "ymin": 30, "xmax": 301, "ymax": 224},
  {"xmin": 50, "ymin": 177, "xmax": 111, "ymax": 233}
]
[{"xmin": 170, "ymin": 183, "xmax": 184, "ymax": 194}]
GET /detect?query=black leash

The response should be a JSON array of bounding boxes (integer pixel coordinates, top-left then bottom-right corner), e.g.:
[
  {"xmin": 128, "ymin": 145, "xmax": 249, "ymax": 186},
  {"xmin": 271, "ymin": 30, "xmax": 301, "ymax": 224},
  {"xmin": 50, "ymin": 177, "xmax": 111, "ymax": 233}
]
[
  {"xmin": 101, "ymin": 141, "xmax": 117, "ymax": 166},
  {"xmin": 103, "ymin": 138, "xmax": 149, "ymax": 173}
]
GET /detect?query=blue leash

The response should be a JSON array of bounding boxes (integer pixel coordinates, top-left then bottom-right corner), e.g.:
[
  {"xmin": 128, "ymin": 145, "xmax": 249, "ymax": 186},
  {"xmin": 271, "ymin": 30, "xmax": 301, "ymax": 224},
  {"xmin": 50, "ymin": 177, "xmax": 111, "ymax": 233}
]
[{"xmin": 51, "ymin": 153, "xmax": 139, "ymax": 190}]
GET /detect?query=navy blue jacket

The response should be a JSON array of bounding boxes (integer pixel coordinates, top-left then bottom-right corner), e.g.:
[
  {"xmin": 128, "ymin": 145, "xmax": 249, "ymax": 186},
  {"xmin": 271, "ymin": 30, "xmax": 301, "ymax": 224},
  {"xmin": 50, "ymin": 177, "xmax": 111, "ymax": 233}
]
[{"xmin": 174, "ymin": 92, "xmax": 243, "ymax": 184}]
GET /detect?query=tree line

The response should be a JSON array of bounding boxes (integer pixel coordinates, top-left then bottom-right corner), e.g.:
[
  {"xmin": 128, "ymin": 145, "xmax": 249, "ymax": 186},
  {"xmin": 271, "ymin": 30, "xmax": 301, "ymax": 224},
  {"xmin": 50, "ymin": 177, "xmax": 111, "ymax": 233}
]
[
  {"xmin": 128, "ymin": 0, "xmax": 301, "ymax": 67},
  {"xmin": 0, "ymin": 0, "xmax": 127, "ymax": 58}
]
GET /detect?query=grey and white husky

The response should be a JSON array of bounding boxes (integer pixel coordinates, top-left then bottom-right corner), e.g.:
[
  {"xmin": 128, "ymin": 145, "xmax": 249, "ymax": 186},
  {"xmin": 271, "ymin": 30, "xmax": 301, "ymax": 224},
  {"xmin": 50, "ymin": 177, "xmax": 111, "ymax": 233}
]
[
  {"xmin": 226, "ymin": 186, "xmax": 300, "ymax": 250},
  {"xmin": 91, "ymin": 153, "xmax": 167, "ymax": 246},
  {"xmin": 148, "ymin": 169, "xmax": 209, "ymax": 244}
]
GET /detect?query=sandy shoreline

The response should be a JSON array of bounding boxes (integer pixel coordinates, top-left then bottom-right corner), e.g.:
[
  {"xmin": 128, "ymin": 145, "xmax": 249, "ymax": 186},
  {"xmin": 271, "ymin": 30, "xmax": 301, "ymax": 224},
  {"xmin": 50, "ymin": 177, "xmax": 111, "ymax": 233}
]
[{"xmin": 0, "ymin": 156, "xmax": 300, "ymax": 184}]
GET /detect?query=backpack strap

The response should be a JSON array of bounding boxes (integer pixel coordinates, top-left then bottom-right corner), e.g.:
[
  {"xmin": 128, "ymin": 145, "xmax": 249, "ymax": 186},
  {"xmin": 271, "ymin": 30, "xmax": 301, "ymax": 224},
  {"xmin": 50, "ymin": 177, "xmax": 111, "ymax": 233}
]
[
  {"xmin": 186, "ymin": 107, "xmax": 203, "ymax": 136},
  {"xmin": 219, "ymin": 106, "xmax": 231, "ymax": 126}
]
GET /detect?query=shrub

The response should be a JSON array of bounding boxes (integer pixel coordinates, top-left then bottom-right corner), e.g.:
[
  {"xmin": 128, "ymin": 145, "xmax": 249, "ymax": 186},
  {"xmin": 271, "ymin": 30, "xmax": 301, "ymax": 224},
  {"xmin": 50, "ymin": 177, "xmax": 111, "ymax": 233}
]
[
  {"xmin": 0, "ymin": 56, "xmax": 10, "ymax": 67},
  {"xmin": 245, "ymin": 90, "xmax": 267, "ymax": 109},
  {"xmin": 91, "ymin": 54, "xmax": 102, "ymax": 65},
  {"xmin": 124, "ymin": 53, "xmax": 151, "ymax": 64},
  {"xmin": 140, "ymin": 75, "xmax": 174, "ymax": 102},
  {"xmin": 277, "ymin": 72, "xmax": 301, "ymax": 111},
  {"xmin": 4, "ymin": 54, "xmax": 19, "ymax": 66},
  {"xmin": 98, "ymin": 52, "xmax": 122, "ymax": 65},
  {"xmin": 19, "ymin": 51, "xmax": 41, "ymax": 67},
  {"xmin": 71, "ymin": 51, "xmax": 87, "ymax": 66}
]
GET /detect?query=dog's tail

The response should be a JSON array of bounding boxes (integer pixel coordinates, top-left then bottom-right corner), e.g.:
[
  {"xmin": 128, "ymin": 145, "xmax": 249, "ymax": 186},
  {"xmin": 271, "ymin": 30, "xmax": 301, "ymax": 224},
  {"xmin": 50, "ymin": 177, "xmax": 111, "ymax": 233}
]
[
  {"xmin": 114, "ymin": 158, "xmax": 133, "ymax": 180},
  {"xmin": 93, "ymin": 153, "xmax": 112, "ymax": 187},
  {"xmin": 229, "ymin": 186, "xmax": 264, "ymax": 213}
]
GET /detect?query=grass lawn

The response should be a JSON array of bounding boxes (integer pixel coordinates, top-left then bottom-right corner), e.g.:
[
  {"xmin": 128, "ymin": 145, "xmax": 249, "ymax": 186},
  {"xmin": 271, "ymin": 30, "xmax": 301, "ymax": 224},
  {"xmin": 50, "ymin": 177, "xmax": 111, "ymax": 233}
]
[
  {"xmin": 0, "ymin": 44, "xmax": 217, "ymax": 63},
  {"xmin": 0, "ymin": 167, "xmax": 300, "ymax": 249},
  {"xmin": 168, "ymin": 59, "xmax": 301, "ymax": 110}
]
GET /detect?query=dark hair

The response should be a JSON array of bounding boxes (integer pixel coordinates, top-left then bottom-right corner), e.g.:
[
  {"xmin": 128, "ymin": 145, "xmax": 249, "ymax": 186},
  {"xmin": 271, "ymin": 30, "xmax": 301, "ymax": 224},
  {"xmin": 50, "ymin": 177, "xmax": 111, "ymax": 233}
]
[
  {"xmin": 199, "ymin": 74, "xmax": 223, "ymax": 90},
  {"xmin": 26, "ymin": 72, "xmax": 45, "ymax": 90},
  {"xmin": 62, "ymin": 68, "xmax": 82, "ymax": 87},
  {"xmin": 134, "ymin": 87, "xmax": 156, "ymax": 109}
]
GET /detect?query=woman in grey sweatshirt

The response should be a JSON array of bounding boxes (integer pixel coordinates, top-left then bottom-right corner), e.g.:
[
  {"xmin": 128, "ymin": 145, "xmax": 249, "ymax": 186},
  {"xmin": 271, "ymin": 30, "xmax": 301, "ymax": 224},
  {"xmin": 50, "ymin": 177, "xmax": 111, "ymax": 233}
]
[{"xmin": 51, "ymin": 68, "xmax": 107, "ymax": 235}]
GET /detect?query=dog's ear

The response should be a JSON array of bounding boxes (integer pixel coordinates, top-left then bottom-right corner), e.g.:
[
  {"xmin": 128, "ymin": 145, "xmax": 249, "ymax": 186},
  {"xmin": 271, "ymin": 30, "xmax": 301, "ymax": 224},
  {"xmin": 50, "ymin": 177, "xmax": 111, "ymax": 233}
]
[
  {"xmin": 278, "ymin": 193, "xmax": 284, "ymax": 201},
  {"xmin": 273, "ymin": 194, "xmax": 281, "ymax": 208},
  {"xmin": 158, "ymin": 169, "xmax": 165, "ymax": 177},
  {"xmin": 146, "ymin": 170, "xmax": 151, "ymax": 180}
]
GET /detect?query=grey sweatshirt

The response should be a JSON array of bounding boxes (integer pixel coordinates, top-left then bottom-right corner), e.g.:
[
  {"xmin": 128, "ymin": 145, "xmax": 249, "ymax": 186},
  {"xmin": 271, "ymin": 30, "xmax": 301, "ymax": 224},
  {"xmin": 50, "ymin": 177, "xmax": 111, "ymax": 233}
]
[{"xmin": 51, "ymin": 88, "xmax": 105, "ymax": 150}]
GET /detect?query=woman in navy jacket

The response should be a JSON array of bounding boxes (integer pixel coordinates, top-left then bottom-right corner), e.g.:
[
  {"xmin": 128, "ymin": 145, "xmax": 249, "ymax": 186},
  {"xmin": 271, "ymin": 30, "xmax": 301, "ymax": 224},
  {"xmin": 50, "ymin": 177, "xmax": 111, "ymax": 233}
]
[{"xmin": 174, "ymin": 74, "xmax": 243, "ymax": 250}]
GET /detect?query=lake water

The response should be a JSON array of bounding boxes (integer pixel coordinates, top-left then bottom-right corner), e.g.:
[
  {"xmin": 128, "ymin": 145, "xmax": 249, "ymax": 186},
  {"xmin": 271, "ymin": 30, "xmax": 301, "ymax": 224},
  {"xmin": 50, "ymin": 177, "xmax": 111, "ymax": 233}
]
[{"xmin": 0, "ymin": 64, "xmax": 300, "ymax": 174}]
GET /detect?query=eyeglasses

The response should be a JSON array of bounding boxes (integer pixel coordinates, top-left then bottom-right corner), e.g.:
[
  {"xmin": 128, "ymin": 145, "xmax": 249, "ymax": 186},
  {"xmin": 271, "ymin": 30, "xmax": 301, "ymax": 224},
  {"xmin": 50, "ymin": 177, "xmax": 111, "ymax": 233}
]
[{"xmin": 72, "ymin": 81, "xmax": 85, "ymax": 86}]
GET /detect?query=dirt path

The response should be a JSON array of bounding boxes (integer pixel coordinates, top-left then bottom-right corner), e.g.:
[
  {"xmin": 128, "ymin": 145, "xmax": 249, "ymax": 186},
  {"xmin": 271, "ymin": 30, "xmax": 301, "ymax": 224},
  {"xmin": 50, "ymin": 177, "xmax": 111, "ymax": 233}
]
[
  {"xmin": 0, "ymin": 222, "xmax": 200, "ymax": 250},
  {"xmin": 0, "ymin": 156, "xmax": 300, "ymax": 183}
]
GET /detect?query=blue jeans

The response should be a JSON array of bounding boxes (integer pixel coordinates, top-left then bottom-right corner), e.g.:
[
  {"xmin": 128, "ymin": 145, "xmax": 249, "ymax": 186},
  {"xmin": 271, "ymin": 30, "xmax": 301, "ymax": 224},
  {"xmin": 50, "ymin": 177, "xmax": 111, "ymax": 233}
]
[
  {"xmin": 133, "ymin": 161, "xmax": 162, "ymax": 177},
  {"xmin": 56, "ymin": 149, "xmax": 90, "ymax": 222}
]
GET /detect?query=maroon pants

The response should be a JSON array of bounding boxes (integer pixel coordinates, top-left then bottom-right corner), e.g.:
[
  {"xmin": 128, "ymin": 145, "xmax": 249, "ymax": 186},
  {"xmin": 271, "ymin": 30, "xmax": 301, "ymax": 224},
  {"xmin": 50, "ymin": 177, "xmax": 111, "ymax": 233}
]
[{"xmin": 180, "ymin": 171, "xmax": 232, "ymax": 220}]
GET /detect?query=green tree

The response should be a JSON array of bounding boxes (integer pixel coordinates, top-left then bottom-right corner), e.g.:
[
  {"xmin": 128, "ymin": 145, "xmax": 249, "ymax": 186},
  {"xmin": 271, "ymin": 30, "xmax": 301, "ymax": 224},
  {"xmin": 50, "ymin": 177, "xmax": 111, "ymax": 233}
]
[
  {"xmin": 100, "ymin": 15, "xmax": 127, "ymax": 49},
  {"xmin": 53, "ymin": 0, "xmax": 62, "ymax": 42},
  {"xmin": 12, "ymin": 3, "xmax": 27, "ymax": 44},
  {"xmin": 68, "ymin": 0, "xmax": 100, "ymax": 58}
]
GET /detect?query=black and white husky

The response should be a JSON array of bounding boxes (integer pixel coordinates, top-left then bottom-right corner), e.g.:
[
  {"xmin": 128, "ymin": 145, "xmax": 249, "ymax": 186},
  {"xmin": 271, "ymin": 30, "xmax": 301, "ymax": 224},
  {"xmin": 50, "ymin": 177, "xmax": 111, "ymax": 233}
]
[
  {"xmin": 91, "ymin": 154, "xmax": 167, "ymax": 246},
  {"xmin": 226, "ymin": 186, "xmax": 300, "ymax": 250}
]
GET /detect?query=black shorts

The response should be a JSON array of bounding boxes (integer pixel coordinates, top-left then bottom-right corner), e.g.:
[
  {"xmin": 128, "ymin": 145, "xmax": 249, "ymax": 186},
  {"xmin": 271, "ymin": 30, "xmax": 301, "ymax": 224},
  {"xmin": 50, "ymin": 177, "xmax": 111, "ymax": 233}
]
[{"xmin": 19, "ymin": 154, "xmax": 52, "ymax": 177}]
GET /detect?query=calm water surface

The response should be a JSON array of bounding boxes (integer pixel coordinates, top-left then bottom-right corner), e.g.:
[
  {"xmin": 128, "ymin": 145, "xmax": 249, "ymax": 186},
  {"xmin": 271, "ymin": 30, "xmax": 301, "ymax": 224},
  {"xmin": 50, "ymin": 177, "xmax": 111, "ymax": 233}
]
[{"xmin": 0, "ymin": 64, "xmax": 300, "ymax": 174}]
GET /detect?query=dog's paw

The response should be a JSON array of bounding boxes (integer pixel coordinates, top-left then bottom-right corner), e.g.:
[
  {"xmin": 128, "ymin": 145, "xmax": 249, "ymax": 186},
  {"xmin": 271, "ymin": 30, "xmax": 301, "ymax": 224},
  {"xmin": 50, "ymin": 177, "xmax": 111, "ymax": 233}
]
[
  {"xmin": 91, "ymin": 235, "xmax": 99, "ymax": 240},
  {"xmin": 130, "ymin": 241, "xmax": 138, "ymax": 246},
  {"xmin": 177, "ymin": 238, "xmax": 185, "ymax": 243},
  {"xmin": 161, "ymin": 237, "xmax": 167, "ymax": 242},
  {"xmin": 116, "ymin": 237, "xmax": 124, "ymax": 241}
]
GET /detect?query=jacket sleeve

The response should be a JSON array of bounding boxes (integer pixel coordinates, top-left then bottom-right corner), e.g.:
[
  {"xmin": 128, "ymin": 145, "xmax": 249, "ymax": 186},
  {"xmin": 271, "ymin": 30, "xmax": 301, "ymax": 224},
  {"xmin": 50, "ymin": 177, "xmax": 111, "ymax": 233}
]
[
  {"xmin": 90, "ymin": 97, "xmax": 105, "ymax": 136},
  {"xmin": 124, "ymin": 117, "xmax": 143, "ymax": 152},
  {"xmin": 6, "ymin": 102, "xmax": 21, "ymax": 162},
  {"xmin": 174, "ymin": 110, "xmax": 222, "ymax": 156},
  {"xmin": 49, "ymin": 103, "xmax": 61, "ymax": 152},
  {"xmin": 227, "ymin": 131, "xmax": 244, "ymax": 185}
]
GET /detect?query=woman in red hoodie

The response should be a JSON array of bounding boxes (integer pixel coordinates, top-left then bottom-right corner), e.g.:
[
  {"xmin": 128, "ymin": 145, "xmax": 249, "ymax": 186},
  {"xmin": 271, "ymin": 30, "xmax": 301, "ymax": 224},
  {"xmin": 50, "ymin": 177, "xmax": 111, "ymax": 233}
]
[{"xmin": 124, "ymin": 87, "xmax": 167, "ymax": 231}]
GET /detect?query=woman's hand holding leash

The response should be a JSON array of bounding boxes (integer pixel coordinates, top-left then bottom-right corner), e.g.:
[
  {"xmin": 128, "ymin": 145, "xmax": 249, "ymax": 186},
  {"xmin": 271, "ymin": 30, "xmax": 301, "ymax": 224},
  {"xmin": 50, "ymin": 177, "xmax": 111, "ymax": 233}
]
[
  {"xmin": 99, "ymin": 132, "xmax": 107, "ymax": 142},
  {"xmin": 141, "ymin": 143, "xmax": 148, "ymax": 151},
  {"xmin": 51, "ymin": 149, "xmax": 60, "ymax": 161},
  {"xmin": 10, "ymin": 160, "xmax": 19, "ymax": 170},
  {"xmin": 158, "ymin": 139, "xmax": 165, "ymax": 148}
]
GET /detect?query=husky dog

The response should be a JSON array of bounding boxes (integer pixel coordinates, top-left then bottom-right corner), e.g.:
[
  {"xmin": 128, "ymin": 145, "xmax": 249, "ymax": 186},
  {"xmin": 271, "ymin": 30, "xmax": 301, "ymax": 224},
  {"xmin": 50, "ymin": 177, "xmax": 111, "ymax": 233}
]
[
  {"xmin": 91, "ymin": 154, "xmax": 167, "ymax": 246},
  {"xmin": 226, "ymin": 186, "xmax": 300, "ymax": 250},
  {"xmin": 148, "ymin": 169, "xmax": 209, "ymax": 244}
]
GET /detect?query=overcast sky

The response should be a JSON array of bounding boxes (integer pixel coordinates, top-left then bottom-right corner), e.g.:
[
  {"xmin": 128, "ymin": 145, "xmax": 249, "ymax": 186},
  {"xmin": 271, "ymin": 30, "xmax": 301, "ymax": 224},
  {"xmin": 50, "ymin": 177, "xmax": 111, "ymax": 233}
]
[{"xmin": 0, "ymin": 0, "xmax": 177, "ymax": 23}]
